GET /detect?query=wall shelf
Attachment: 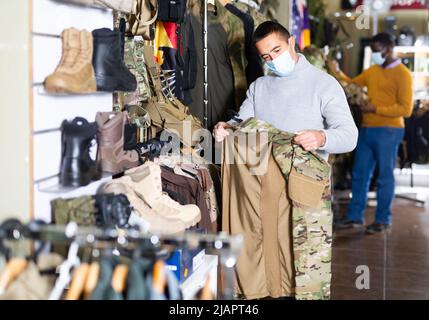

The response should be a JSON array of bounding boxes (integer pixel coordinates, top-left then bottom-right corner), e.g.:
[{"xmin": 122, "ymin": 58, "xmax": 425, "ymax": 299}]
[{"xmin": 36, "ymin": 173, "xmax": 112, "ymax": 194}]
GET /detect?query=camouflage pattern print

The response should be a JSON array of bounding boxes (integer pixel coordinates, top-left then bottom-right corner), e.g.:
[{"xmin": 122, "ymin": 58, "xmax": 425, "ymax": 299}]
[
  {"xmin": 293, "ymin": 186, "xmax": 332, "ymax": 300},
  {"xmin": 114, "ymin": 12, "xmax": 152, "ymax": 110},
  {"xmin": 236, "ymin": 117, "xmax": 332, "ymax": 300},
  {"xmin": 216, "ymin": 3, "xmax": 248, "ymax": 108},
  {"xmin": 121, "ymin": 37, "xmax": 152, "ymax": 107},
  {"xmin": 234, "ymin": 1, "xmax": 269, "ymax": 29}
]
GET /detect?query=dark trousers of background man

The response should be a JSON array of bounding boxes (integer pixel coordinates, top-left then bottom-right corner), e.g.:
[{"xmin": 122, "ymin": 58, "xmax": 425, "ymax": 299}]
[{"xmin": 346, "ymin": 127, "xmax": 405, "ymax": 225}]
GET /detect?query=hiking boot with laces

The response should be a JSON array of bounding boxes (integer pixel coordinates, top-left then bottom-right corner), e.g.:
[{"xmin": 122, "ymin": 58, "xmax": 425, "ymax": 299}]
[
  {"xmin": 124, "ymin": 161, "xmax": 201, "ymax": 228},
  {"xmin": 44, "ymin": 28, "xmax": 97, "ymax": 93}
]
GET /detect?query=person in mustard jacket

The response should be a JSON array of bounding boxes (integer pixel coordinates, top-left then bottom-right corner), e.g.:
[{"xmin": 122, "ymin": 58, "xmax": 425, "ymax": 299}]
[{"xmin": 330, "ymin": 33, "xmax": 413, "ymax": 234}]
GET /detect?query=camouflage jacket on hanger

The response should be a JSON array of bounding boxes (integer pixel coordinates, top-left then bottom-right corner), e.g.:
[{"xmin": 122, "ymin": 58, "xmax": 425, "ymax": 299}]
[
  {"xmin": 113, "ymin": 13, "xmax": 152, "ymax": 111},
  {"xmin": 235, "ymin": 118, "xmax": 333, "ymax": 300}
]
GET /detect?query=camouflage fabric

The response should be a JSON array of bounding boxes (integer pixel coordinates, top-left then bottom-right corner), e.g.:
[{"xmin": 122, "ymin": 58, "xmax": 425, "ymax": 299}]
[
  {"xmin": 237, "ymin": 118, "xmax": 331, "ymax": 182},
  {"xmin": 234, "ymin": 1, "xmax": 268, "ymax": 29},
  {"xmin": 114, "ymin": 37, "xmax": 152, "ymax": 111},
  {"xmin": 126, "ymin": 105, "xmax": 154, "ymax": 142},
  {"xmin": 51, "ymin": 196, "xmax": 97, "ymax": 226},
  {"xmin": 217, "ymin": 2, "xmax": 270, "ymax": 107},
  {"xmin": 258, "ymin": 0, "xmax": 280, "ymax": 20},
  {"xmin": 217, "ymin": 3, "xmax": 248, "ymax": 108},
  {"xmin": 114, "ymin": 13, "xmax": 152, "ymax": 111},
  {"xmin": 303, "ymin": 46, "xmax": 328, "ymax": 72},
  {"xmin": 236, "ymin": 118, "xmax": 332, "ymax": 300}
]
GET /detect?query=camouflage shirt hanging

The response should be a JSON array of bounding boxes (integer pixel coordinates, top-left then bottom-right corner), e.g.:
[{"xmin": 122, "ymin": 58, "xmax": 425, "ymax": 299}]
[
  {"xmin": 226, "ymin": 118, "xmax": 333, "ymax": 300},
  {"xmin": 113, "ymin": 13, "xmax": 152, "ymax": 111}
]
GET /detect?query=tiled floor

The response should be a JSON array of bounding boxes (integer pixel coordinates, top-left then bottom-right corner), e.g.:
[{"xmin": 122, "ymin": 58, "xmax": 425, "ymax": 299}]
[{"xmin": 331, "ymin": 194, "xmax": 429, "ymax": 300}]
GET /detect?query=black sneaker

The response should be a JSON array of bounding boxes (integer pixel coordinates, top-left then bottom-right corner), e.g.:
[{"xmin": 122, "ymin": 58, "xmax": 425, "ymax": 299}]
[
  {"xmin": 365, "ymin": 223, "xmax": 390, "ymax": 235},
  {"xmin": 335, "ymin": 218, "xmax": 364, "ymax": 229}
]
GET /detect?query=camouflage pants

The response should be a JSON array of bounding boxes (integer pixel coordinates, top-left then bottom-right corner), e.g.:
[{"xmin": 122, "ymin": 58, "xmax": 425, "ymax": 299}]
[
  {"xmin": 292, "ymin": 186, "xmax": 332, "ymax": 300},
  {"xmin": 233, "ymin": 118, "xmax": 333, "ymax": 300}
]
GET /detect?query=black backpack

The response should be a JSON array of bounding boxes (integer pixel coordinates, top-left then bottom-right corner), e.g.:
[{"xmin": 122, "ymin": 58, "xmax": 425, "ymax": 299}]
[{"xmin": 158, "ymin": 0, "xmax": 188, "ymax": 23}]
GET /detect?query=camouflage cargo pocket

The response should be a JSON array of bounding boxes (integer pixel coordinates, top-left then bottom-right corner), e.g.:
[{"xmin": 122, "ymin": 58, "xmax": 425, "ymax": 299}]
[{"xmin": 288, "ymin": 168, "xmax": 329, "ymax": 208}]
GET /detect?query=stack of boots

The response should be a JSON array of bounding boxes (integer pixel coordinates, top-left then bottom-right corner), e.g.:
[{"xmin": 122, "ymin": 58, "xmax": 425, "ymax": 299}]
[
  {"xmin": 59, "ymin": 117, "xmax": 102, "ymax": 187},
  {"xmin": 44, "ymin": 28, "xmax": 97, "ymax": 93},
  {"xmin": 95, "ymin": 111, "xmax": 140, "ymax": 173},
  {"xmin": 92, "ymin": 28, "xmax": 137, "ymax": 92},
  {"xmin": 103, "ymin": 180, "xmax": 186, "ymax": 235},
  {"xmin": 124, "ymin": 162, "xmax": 201, "ymax": 228}
]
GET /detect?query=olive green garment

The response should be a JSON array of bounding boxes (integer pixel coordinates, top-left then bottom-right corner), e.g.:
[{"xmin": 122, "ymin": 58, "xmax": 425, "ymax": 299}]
[
  {"xmin": 187, "ymin": 0, "xmax": 236, "ymax": 129},
  {"xmin": 51, "ymin": 195, "xmax": 97, "ymax": 226}
]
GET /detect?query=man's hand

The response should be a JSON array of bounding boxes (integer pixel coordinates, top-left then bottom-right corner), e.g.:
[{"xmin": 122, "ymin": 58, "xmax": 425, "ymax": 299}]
[
  {"xmin": 293, "ymin": 130, "xmax": 326, "ymax": 151},
  {"xmin": 213, "ymin": 122, "xmax": 232, "ymax": 142},
  {"xmin": 360, "ymin": 101, "xmax": 376, "ymax": 113}
]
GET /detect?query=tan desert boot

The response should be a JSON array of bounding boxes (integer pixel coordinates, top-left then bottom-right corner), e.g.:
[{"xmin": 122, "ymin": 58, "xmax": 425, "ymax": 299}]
[
  {"xmin": 44, "ymin": 29, "xmax": 97, "ymax": 93},
  {"xmin": 103, "ymin": 179, "xmax": 186, "ymax": 235},
  {"xmin": 124, "ymin": 162, "xmax": 201, "ymax": 228}
]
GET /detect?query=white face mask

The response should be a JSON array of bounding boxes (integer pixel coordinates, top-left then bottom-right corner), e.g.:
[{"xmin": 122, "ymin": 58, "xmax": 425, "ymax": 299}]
[
  {"xmin": 371, "ymin": 52, "xmax": 386, "ymax": 66},
  {"xmin": 265, "ymin": 49, "xmax": 296, "ymax": 77}
]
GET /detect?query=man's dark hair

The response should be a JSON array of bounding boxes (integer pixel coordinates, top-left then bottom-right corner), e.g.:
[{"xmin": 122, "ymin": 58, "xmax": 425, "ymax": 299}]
[
  {"xmin": 253, "ymin": 21, "xmax": 291, "ymax": 45},
  {"xmin": 371, "ymin": 32, "xmax": 395, "ymax": 48}
]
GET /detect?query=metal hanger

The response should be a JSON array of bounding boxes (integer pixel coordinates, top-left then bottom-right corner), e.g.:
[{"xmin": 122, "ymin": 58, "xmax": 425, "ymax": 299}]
[{"xmin": 48, "ymin": 222, "xmax": 81, "ymax": 300}]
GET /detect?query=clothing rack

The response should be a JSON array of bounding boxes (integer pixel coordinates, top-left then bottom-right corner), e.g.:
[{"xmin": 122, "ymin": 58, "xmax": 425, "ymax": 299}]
[{"xmin": 0, "ymin": 220, "xmax": 243, "ymax": 299}]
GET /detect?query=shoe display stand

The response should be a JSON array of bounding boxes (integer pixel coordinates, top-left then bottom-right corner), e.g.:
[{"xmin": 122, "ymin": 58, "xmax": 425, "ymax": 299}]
[
  {"xmin": 31, "ymin": 0, "xmax": 114, "ymax": 222},
  {"xmin": 181, "ymin": 255, "xmax": 219, "ymax": 300}
]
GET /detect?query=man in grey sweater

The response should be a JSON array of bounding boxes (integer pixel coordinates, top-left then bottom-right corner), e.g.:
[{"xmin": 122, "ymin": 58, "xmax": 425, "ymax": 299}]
[{"xmin": 214, "ymin": 21, "xmax": 358, "ymax": 159}]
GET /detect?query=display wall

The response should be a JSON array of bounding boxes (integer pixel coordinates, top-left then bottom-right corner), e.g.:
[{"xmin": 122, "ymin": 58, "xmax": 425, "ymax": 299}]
[{"xmin": 0, "ymin": 0, "xmax": 115, "ymax": 222}]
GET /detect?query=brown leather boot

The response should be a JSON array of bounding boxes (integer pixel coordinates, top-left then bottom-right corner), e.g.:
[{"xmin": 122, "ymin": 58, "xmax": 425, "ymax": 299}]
[
  {"xmin": 95, "ymin": 111, "xmax": 140, "ymax": 173},
  {"xmin": 44, "ymin": 29, "xmax": 97, "ymax": 93}
]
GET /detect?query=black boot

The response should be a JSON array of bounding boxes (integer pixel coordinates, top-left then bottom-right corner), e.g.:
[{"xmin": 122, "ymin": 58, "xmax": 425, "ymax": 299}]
[
  {"xmin": 59, "ymin": 117, "xmax": 102, "ymax": 187},
  {"xmin": 93, "ymin": 193, "xmax": 132, "ymax": 228},
  {"xmin": 92, "ymin": 27, "xmax": 137, "ymax": 92}
]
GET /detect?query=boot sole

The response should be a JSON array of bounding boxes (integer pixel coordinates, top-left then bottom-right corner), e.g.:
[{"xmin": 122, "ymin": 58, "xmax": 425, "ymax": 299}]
[
  {"xmin": 60, "ymin": 167, "xmax": 101, "ymax": 187},
  {"xmin": 60, "ymin": 172, "xmax": 92, "ymax": 187},
  {"xmin": 44, "ymin": 76, "xmax": 97, "ymax": 94},
  {"xmin": 181, "ymin": 213, "xmax": 201, "ymax": 229},
  {"xmin": 137, "ymin": 191, "xmax": 201, "ymax": 229},
  {"xmin": 154, "ymin": 213, "xmax": 200, "ymax": 230}
]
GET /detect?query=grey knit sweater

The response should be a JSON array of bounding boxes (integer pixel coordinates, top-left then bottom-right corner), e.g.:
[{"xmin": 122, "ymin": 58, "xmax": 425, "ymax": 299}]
[{"xmin": 230, "ymin": 54, "xmax": 358, "ymax": 159}]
